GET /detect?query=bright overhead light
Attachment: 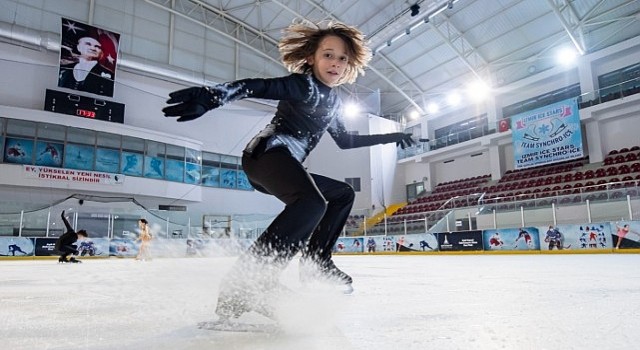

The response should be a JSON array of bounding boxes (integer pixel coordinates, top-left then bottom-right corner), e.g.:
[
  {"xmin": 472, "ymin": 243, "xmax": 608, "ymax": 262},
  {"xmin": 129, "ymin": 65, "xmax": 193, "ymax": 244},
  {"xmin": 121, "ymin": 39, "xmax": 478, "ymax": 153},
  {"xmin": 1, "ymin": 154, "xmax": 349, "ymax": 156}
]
[
  {"xmin": 556, "ymin": 47, "xmax": 578, "ymax": 66},
  {"xmin": 343, "ymin": 102, "xmax": 360, "ymax": 118},
  {"xmin": 409, "ymin": 110, "xmax": 420, "ymax": 119},
  {"xmin": 427, "ymin": 102, "xmax": 439, "ymax": 114},
  {"xmin": 466, "ymin": 80, "xmax": 490, "ymax": 103},
  {"xmin": 446, "ymin": 92, "xmax": 461, "ymax": 106}
]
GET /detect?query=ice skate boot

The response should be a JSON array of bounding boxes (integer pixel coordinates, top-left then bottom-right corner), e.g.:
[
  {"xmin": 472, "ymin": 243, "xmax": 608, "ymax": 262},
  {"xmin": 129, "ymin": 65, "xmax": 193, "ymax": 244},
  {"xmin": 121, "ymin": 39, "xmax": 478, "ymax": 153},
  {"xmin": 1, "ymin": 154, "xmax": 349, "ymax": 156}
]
[
  {"xmin": 58, "ymin": 257, "xmax": 69, "ymax": 263},
  {"xmin": 69, "ymin": 257, "xmax": 82, "ymax": 263},
  {"xmin": 300, "ymin": 256, "xmax": 354, "ymax": 294},
  {"xmin": 215, "ymin": 280, "xmax": 280, "ymax": 321}
]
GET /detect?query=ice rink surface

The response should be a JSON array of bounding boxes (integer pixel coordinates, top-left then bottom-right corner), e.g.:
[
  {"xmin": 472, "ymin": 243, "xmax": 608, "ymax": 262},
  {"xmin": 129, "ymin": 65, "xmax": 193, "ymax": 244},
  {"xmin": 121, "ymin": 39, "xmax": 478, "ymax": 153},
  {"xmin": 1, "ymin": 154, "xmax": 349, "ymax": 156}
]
[{"xmin": 1, "ymin": 254, "xmax": 639, "ymax": 350}]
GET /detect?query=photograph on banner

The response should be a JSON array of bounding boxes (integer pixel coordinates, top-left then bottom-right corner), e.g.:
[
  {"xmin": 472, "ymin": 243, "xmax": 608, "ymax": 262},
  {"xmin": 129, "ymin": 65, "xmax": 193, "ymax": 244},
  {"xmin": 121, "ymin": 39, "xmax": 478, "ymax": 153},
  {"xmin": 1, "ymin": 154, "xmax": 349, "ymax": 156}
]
[
  {"xmin": 437, "ymin": 230, "xmax": 483, "ymax": 251},
  {"xmin": 165, "ymin": 159, "xmax": 185, "ymax": 182},
  {"xmin": 482, "ymin": 227, "xmax": 540, "ymax": 251},
  {"xmin": 237, "ymin": 171, "xmax": 253, "ymax": 190},
  {"xmin": 0, "ymin": 237, "xmax": 34, "ymax": 256},
  {"xmin": 510, "ymin": 97, "xmax": 583, "ymax": 170},
  {"xmin": 95, "ymin": 148, "xmax": 120, "ymax": 173},
  {"xmin": 221, "ymin": 169, "xmax": 237, "ymax": 188},
  {"xmin": 538, "ymin": 223, "xmax": 611, "ymax": 250},
  {"xmin": 144, "ymin": 156, "xmax": 164, "ymax": 179},
  {"xmin": 185, "ymin": 162, "xmax": 201, "ymax": 184},
  {"xmin": 394, "ymin": 233, "xmax": 438, "ymax": 252},
  {"xmin": 334, "ymin": 237, "xmax": 364, "ymax": 253},
  {"xmin": 58, "ymin": 18, "xmax": 120, "ymax": 97},
  {"xmin": 121, "ymin": 152, "xmax": 143, "ymax": 176},
  {"xmin": 362, "ymin": 236, "xmax": 383, "ymax": 253},
  {"xmin": 109, "ymin": 238, "xmax": 138, "ymax": 257},
  {"xmin": 35, "ymin": 141, "xmax": 64, "ymax": 167},
  {"xmin": 201, "ymin": 166, "xmax": 220, "ymax": 187},
  {"xmin": 4, "ymin": 137, "xmax": 34, "ymax": 164},
  {"xmin": 64, "ymin": 143, "xmax": 95, "ymax": 170},
  {"xmin": 611, "ymin": 220, "xmax": 640, "ymax": 249},
  {"xmin": 77, "ymin": 238, "xmax": 110, "ymax": 257}
]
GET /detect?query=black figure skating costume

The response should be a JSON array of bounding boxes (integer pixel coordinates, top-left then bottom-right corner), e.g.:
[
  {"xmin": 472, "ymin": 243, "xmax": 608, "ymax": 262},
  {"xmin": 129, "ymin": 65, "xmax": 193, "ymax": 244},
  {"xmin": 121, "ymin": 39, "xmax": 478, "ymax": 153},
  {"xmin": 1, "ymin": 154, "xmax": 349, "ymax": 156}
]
[
  {"xmin": 55, "ymin": 212, "xmax": 81, "ymax": 263},
  {"xmin": 199, "ymin": 73, "xmax": 413, "ymax": 319}
]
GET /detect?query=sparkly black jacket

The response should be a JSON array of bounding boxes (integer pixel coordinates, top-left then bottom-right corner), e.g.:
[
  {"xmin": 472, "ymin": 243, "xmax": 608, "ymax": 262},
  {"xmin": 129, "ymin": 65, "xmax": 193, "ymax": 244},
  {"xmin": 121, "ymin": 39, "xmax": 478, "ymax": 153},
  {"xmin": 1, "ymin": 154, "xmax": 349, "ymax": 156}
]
[{"xmin": 214, "ymin": 73, "xmax": 399, "ymax": 162}]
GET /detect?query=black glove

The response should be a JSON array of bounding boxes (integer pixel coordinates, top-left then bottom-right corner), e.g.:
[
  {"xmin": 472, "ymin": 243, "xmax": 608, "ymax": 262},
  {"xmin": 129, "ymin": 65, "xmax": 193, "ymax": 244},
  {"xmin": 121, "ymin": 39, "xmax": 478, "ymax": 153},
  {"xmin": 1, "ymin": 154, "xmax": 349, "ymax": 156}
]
[
  {"xmin": 392, "ymin": 133, "xmax": 416, "ymax": 149},
  {"xmin": 162, "ymin": 86, "xmax": 224, "ymax": 122}
]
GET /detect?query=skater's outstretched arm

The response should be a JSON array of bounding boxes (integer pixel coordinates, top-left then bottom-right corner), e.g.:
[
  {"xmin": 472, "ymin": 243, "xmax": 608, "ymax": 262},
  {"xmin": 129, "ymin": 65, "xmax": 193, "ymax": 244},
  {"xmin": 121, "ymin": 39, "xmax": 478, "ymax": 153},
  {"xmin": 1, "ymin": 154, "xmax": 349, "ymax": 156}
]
[{"xmin": 61, "ymin": 211, "xmax": 73, "ymax": 232}]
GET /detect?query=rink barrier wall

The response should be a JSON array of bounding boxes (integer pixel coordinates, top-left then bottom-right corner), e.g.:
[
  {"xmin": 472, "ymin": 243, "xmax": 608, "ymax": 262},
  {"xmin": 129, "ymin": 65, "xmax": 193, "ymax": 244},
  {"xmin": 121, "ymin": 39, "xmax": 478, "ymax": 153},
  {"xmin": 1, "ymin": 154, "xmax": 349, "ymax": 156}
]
[{"xmin": 1, "ymin": 220, "xmax": 639, "ymax": 259}]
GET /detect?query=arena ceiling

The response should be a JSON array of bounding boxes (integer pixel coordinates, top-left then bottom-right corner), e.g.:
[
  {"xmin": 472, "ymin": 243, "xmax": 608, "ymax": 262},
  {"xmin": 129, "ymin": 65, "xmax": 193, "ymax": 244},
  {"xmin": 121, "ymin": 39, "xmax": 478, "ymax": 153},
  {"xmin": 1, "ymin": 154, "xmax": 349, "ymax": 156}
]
[
  {"xmin": 143, "ymin": 0, "xmax": 640, "ymax": 120},
  {"xmin": 3, "ymin": 0, "xmax": 640, "ymax": 120}
]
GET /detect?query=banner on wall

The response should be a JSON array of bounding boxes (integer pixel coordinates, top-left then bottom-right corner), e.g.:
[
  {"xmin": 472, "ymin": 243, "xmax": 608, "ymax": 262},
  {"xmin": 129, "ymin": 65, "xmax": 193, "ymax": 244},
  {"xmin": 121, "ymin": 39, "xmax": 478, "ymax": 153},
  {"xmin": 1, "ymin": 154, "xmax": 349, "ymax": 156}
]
[
  {"xmin": 510, "ymin": 97, "xmax": 583, "ymax": 169},
  {"xmin": 536, "ymin": 223, "xmax": 611, "ymax": 250},
  {"xmin": 395, "ymin": 233, "xmax": 438, "ymax": 252},
  {"xmin": 437, "ymin": 230, "xmax": 483, "ymax": 251},
  {"xmin": 334, "ymin": 237, "xmax": 364, "ymax": 253},
  {"xmin": 58, "ymin": 18, "xmax": 120, "ymax": 97},
  {"xmin": 610, "ymin": 221, "xmax": 640, "ymax": 249},
  {"xmin": 23, "ymin": 165, "xmax": 124, "ymax": 185},
  {"xmin": 483, "ymin": 227, "xmax": 541, "ymax": 251},
  {"xmin": 34, "ymin": 238, "xmax": 59, "ymax": 256},
  {"xmin": 0, "ymin": 237, "xmax": 35, "ymax": 256}
]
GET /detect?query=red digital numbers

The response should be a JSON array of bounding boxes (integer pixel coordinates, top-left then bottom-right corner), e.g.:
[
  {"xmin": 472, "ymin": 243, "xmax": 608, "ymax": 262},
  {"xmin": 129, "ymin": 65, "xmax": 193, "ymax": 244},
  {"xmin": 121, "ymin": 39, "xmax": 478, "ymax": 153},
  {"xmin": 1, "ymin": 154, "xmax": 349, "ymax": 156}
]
[{"xmin": 76, "ymin": 109, "xmax": 96, "ymax": 118}]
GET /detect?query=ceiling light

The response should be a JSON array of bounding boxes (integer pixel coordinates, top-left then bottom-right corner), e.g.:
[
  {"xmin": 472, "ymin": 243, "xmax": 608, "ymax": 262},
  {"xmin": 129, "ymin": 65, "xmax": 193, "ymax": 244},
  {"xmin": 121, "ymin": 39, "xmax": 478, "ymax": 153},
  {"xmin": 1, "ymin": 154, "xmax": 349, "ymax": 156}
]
[
  {"xmin": 427, "ymin": 102, "xmax": 439, "ymax": 114},
  {"xmin": 556, "ymin": 47, "xmax": 578, "ymax": 67},
  {"xmin": 343, "ymin": 102, "xmax": 360, "ymax": 118}
]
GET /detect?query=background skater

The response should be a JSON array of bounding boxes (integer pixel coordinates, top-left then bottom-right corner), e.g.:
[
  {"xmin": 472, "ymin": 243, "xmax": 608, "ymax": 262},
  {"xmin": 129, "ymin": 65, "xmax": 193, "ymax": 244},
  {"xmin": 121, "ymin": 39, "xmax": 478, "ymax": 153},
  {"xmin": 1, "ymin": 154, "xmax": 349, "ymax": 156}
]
[{"xmin": 55, "ymin": 210, "xmax": 88, "ymax": 263}]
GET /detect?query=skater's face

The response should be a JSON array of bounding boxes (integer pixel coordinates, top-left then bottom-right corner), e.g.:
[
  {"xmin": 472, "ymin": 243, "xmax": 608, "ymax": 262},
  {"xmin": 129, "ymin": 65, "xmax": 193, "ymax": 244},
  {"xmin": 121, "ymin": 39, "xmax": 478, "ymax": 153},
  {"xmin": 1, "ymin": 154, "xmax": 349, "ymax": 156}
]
[{"xmin": 307, "ymin": 35, "xmax": 349, "ymax": 87}]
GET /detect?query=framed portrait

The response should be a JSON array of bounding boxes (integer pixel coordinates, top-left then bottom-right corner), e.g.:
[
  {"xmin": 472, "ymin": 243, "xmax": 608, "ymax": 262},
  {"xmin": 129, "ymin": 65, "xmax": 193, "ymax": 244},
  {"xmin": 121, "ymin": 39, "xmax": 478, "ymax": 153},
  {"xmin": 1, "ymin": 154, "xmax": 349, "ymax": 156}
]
[{"xmin": 58, "ymin": 18, "xmax": 120, "ymax": 97}]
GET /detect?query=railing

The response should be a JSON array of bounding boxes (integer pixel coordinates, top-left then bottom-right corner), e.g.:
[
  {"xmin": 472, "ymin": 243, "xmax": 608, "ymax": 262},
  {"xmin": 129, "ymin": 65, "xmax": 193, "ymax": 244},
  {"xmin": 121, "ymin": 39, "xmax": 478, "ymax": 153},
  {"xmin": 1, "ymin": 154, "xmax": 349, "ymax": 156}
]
[{"xmin": 342, "ymin": 180, "xmax": 640, "ymax": 236}]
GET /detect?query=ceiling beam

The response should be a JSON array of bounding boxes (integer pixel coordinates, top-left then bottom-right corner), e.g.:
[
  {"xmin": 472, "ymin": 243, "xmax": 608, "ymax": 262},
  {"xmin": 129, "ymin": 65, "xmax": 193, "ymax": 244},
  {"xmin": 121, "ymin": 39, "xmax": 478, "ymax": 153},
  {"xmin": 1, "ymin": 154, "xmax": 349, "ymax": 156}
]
[
  {"xmin": 428, "ymin": 15, "xmax": 488, "ymax": 81},
  {"xmin": 545, "ymin": 0, "xmax": 586, "ymax": 54}
]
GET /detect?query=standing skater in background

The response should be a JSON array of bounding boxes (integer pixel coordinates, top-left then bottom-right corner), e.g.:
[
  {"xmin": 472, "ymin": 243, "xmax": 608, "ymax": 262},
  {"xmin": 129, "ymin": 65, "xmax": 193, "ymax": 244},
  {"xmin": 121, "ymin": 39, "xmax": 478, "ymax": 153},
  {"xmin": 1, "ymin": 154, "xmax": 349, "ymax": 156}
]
[
  {"xmin": 163, "ymin": 20, "xmax": 415, "ymax": 321},
  {"xmin": 135, "ymin": 218, "xmax": 152, "ymax": 260},
  {"xmin": 55, "ymin": 211, "xmax": 88, "ymax": 263}
]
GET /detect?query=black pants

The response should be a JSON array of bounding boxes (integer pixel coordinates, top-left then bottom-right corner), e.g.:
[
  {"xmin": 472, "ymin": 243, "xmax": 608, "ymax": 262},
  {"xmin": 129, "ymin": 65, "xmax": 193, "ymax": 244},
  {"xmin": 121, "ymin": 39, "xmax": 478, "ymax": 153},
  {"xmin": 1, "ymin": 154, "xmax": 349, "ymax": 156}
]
[
  {"xmin": 58, "ymin": 244, "xmax": 77, "ymax": 259},
  {"xmin": 241, "ymin": 147, "xmax": 355, "ymax": 266}
]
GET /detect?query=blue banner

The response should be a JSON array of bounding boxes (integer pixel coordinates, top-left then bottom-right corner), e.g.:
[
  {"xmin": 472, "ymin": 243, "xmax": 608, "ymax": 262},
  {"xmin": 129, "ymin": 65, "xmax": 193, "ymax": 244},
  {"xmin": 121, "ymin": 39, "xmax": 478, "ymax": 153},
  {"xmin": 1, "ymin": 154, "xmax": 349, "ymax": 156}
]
[{"xmin": 511, "ymin": 98, "xmax": 583, "ymax": 169}]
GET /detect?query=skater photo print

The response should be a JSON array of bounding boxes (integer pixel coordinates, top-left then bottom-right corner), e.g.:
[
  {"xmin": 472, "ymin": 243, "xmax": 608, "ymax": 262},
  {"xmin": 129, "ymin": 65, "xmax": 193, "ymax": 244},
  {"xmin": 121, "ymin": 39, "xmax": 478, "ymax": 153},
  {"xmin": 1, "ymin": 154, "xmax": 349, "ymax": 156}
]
[
  {"xmin": 613, "ymin": 221, "xmax": 640, "ymax": 249},
  {"xmin": 58, "ymin": 18, "xmax": 120, "ymax": 97},
  {"xmin": 537, "ymin": 223, "xmax": 612, "ymax": 250},
  {"xmin": 482, "ymin": 227, "xmax": 540, "ymax": 251},
  {"xmin": 0, "ymin": 237, "xmax": 35, "ymax": 256}
]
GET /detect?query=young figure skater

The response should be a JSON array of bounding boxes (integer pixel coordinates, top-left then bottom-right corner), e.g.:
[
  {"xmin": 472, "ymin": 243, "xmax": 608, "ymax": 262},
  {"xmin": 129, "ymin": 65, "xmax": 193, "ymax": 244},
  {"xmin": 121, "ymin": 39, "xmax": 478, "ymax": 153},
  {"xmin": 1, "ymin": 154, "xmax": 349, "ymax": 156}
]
[
  {"xmin": 135, "ymin": 218, "xmax": 152, "ymax": 260},
  {"xmin": 163, "ymin": 21, "xmax": 415, "ymax": 320},
  {"xmin": 55, "ymin": 210, "xmax": 88, "ymax": 263}
]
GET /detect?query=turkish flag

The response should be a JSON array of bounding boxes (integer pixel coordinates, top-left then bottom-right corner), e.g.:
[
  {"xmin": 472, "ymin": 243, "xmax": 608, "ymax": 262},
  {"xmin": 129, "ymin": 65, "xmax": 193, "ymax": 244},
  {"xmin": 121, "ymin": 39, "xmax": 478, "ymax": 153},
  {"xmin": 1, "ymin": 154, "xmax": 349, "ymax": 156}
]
[{"xmin": 498, "ymin": 119, "xmax": 510, "ymax": 132}]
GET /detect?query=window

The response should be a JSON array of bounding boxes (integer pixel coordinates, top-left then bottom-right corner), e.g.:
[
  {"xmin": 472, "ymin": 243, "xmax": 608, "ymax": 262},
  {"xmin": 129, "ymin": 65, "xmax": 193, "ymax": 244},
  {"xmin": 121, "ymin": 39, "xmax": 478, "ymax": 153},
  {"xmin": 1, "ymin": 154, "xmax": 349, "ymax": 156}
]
[
  {"xmin": 165, "ymin": 144, "xmax": 184, "ymax": 182},
  {"xmin": 96, "ymin": 132, "xmax": 121, "ymax": 173},
  {"xmin": 345, "ymin": 177, "xmax": 361, "ymax": 192}
]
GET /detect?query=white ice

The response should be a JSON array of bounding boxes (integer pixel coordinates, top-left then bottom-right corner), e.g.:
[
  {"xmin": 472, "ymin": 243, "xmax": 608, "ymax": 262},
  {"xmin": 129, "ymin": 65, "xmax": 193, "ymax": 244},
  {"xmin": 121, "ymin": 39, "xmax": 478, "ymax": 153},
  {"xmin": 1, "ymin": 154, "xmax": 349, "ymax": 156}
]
[{"xmin": 1, "ymin": 254, "xmax": 639, "ymax": 350}]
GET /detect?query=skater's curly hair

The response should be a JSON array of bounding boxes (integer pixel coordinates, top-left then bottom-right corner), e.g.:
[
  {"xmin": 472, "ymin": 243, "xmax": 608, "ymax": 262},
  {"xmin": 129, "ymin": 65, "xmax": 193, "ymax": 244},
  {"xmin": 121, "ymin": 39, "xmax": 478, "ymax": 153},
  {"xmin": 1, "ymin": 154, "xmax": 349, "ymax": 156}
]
[{"xmin": 278, "ymin": 21, "xmax": 371, "ymax": 85}]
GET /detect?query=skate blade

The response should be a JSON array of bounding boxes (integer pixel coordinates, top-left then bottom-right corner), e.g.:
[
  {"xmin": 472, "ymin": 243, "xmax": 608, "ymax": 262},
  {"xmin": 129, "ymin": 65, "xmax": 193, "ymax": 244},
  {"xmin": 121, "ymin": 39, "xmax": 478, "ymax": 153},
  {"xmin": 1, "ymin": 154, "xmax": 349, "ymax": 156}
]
[{"xmin": 198, "ymin": 320, "xmax": 280, "ymax": 333}]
